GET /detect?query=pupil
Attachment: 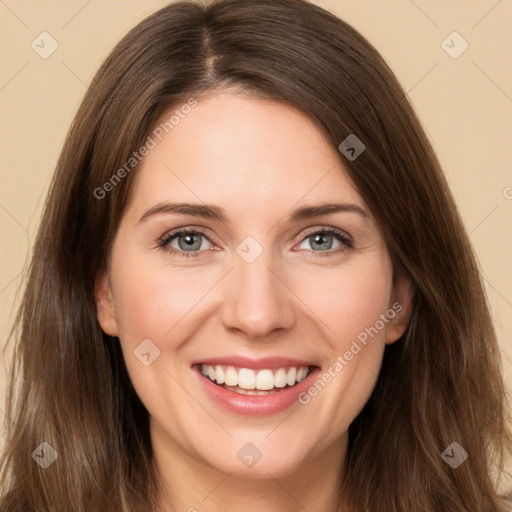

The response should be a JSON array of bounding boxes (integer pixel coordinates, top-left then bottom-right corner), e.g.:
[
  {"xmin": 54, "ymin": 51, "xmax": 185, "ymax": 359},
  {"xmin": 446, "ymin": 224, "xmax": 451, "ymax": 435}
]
[
  {"xmin": 179, "ymin": 234, "xmax": 200, "ymax": 250},
  {"xmin": 313, "ymin": 234, "xmax": 331, "ymax": 250}
]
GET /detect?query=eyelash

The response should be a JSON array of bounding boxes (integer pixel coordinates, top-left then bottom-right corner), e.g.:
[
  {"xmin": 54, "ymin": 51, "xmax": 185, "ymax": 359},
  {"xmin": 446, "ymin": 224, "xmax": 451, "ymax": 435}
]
[{"xmin": 157, "ymin": 227, "xmax": 353, "ymax": 259}]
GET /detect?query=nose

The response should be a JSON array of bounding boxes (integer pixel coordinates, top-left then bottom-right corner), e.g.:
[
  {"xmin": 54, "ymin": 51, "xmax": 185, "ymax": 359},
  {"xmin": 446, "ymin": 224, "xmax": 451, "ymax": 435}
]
[{"xmin": 219, "ymin": 247, "xmax": 296, "ymax": 340}]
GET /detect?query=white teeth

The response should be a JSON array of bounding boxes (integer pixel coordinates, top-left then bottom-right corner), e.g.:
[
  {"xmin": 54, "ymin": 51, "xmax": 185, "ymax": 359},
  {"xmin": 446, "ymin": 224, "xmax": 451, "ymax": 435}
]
[
  {"xmin": 296, "ymin": 367, "xmax": 308, "ymax": 382},
  {"xmin": 256, "ymin": 369, "xmax": 274, "ymax": 390},
  {"xmin": 238, "ymin": 368, "xmax": 256, "ymax": 390},
  {"xmin": 286, "ymin": 367, "xmax": 297, "ymax": 386},
  {"xmin": 200, "ymin": 364, "xmax": 311, "ymax": 390},
  {"xmin": 224, "ymin": 367, "xmax": 238, "ymax": 387},
  {"xmin": 274, "ymin": 368, "xmax": 287, "ymax": 388},
  {"xmin": 215, "ymin": 365, "xmax": 225, "ymax": 385},
  {"xmin": 223, "ymin": 385, "xmax": 279, "ymax": 396}
]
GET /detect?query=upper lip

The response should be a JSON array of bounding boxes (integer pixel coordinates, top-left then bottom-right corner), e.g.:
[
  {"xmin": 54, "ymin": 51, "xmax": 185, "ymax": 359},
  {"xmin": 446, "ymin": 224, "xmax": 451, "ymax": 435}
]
[{"xmin": 191, "ymin": 355, "xmax": 318, "ymax": 370}]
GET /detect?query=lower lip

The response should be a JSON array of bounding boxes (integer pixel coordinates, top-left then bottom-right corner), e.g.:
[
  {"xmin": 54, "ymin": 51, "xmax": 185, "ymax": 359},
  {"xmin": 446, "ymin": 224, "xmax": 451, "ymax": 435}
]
[{"xmin": 193, "ymin": 366, "xmax": 320, "ymax": 416}]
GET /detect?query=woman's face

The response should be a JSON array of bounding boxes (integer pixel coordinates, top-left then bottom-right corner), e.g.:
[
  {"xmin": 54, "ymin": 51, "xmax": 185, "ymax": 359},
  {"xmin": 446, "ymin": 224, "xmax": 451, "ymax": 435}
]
[{"xmin": 96, "ymin": 91, "xmax": 412, "ymax": 480}]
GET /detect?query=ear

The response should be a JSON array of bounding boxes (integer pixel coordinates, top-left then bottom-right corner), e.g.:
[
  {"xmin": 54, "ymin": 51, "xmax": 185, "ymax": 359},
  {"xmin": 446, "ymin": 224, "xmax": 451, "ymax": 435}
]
[
  {"xmin": 94, "ymin": 270, "xmax": 119, "ymax": 337},
  {"xmin": 385, "ymin": 271, "xmax": 414, "ymax": 345}
]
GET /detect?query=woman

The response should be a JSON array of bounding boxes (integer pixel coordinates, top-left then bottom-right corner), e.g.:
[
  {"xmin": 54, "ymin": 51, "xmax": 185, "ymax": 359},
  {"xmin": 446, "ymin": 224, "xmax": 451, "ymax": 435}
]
[{"xmin": 1, "ymin": 0, "xmax": 511, "ymax": 510}]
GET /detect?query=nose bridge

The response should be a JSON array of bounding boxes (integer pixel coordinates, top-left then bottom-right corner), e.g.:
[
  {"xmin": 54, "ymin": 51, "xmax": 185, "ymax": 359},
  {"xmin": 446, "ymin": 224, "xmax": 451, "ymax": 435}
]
[{"xmin": 220, "ymin": 238, "xmax": 295, "ymax": 338}]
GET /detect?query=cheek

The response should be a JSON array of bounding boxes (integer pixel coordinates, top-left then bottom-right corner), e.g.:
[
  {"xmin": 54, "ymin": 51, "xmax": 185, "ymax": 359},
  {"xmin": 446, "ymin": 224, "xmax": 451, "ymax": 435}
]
[
  {"xmin": 292, "ymin": 256, "xmax": 393, "ymax": 422},
  {"xmin": 107, "ymin": 248, "xmax": 206, "ymax": 417},
  {"xmin": 295, "ymin": 259, "xmax": 393, "ymax": 351},
  {"xmin": 110, "ymin": 250, "xmax": 209, "ymax": 344},
  {"xmin": 335, "ymin": 276, "xmax": 391, "ymax": 349},
  {"xmin": 105, "ymin": 243, "xmax": 210, "ymax": 406}
]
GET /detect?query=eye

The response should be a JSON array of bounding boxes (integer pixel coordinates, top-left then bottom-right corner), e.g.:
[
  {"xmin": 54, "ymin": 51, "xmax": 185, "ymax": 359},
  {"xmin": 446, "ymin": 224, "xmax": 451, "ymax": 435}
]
[
  {"xmin": 159, "ymin": 229, "xmax": 214, "ymax": 258},
  {"xmin": 297, "ymin": 228, "xmax": 353, "ymax": 255},
  {"xmin": 158, "ymin": 226, "xmax": 353, "ymax": 259}
]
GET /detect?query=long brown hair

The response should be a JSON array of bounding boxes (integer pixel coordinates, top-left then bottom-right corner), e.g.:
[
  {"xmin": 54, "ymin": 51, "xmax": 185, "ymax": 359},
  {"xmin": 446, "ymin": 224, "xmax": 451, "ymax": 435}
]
[{"xmin": 1, "ymin": 0, "xmax": 511, "ymax": 510}]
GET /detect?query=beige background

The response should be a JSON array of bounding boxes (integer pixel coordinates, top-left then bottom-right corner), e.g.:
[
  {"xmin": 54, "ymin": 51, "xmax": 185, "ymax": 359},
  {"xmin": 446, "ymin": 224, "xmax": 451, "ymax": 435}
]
[{"xmin": 1, "ymin": 0, "xmax": 511, "ymax": 474}]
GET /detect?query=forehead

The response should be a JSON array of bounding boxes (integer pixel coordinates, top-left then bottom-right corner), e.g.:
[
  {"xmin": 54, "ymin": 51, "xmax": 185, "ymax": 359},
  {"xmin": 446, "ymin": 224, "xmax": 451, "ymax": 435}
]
[{"xmin": 129, "ymin": 92, "xmax": 366, "ymax": 220}]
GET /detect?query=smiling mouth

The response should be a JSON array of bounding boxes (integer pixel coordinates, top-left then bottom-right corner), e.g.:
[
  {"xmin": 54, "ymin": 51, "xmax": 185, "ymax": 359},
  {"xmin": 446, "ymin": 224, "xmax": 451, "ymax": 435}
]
[{"xmin": 196, "ymin": 363, "xmax": 315, "ymax": 396}]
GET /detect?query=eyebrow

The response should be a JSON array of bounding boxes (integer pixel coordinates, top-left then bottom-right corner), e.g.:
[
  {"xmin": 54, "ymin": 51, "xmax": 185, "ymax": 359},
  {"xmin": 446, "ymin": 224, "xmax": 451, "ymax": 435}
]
[{"xmin": 138, "ymin": 201, "xmax": 370, "ymax": 224}]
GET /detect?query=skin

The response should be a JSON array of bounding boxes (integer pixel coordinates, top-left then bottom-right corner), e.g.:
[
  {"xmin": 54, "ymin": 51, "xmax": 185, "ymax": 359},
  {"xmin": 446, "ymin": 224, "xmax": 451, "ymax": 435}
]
[{"xmin": 95, "ymin": 91, "xmax": 413, "ymax": 512}]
